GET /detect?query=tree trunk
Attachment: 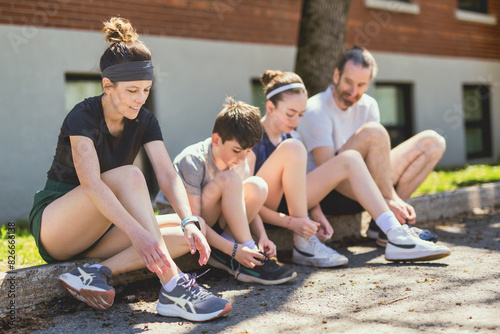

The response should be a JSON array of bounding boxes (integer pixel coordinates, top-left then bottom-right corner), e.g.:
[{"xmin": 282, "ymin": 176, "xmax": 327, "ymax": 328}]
[{"xmin": 295, "ymin": 0, "xmax": 351, "ymax": 97}]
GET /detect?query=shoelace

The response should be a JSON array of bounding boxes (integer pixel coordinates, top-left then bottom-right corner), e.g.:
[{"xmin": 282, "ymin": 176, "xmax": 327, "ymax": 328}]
[
  {"xmin": 260, "ymin": 254, "xmax": 280, "ymax": 270},
  {"xmin": 179, "ymin": 270, "xmax": 213, "ymax": 302}
]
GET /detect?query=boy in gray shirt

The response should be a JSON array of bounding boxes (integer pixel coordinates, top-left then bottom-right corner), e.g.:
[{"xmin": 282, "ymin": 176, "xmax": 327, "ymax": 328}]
[{"xmin": 156, "ymin": 97, "xmax": 296, "ymax": 285}]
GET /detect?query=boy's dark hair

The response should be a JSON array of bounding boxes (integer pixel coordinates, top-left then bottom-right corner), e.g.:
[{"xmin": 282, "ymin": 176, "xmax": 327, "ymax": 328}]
[
  {"xmin": 212, "ymin": 97, "xmax": 263, "ymax": 150},
  {"xmin": 335, "ymin": 46, "xmax": 378, "ymax": 79}
]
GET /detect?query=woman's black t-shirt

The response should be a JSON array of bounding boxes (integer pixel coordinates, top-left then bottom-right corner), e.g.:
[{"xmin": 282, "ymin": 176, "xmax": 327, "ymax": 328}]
[{"xmin": 47, "ymin": 95, "xmax": 163, "ymax": 185}]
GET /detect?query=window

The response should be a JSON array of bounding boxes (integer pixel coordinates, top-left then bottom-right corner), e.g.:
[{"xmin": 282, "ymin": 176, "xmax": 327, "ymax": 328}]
[
  {"xmin": 65, "ymin": 74, "xmax": 102, "ymax": 113},
  {"xmin": 65, "ymin": 73, "xmax": 158, "ymax": 196},
  {"xmin": 458, "ymin": 0, "xmax": 488, "ymax": 14},
  {"xmin": 455, "ymin": 0, "xmax": 496, "ymax": 25},
  {"xmin": 251, "ymin": 78, "xmax": 267, "ymax": 117},
  {"xmin": 374, "ymin": 83, "xmax": 413, "ymax": 147},
  {"xmin": 463, "ymin": 85, "xmax": 492, "ymax": 159}
]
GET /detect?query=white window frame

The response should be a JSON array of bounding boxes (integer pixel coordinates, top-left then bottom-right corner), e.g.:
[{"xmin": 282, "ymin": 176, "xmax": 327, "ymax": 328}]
[
  {"xmin": 455, "ymin": 9, "xmax": 497, "ymax": 25},
  {"xmin": 364, "ymin": 0, "xmax": 420, "ymax": 15}
]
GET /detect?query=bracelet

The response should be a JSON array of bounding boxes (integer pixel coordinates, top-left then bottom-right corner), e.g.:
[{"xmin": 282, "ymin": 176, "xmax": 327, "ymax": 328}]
[
  {"xmin": 181, "ymin": 216, "xmax": 201, "ymax": 232},
  {"xmin": 286, "ymin": 216, "xmax": 292, "ymax": 230},
  {"xmin": 230, "ymin": 242, "xmax": 238, "ymax": 274}
]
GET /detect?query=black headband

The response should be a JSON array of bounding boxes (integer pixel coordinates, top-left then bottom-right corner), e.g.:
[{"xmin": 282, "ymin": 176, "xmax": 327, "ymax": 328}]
[{"xmin": 101, "ymin": 60, "xmax": 154, "ymax": 82}]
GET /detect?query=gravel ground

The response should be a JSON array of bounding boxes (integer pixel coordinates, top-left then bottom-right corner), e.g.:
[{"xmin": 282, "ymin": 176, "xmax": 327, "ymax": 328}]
[{"xmin": 2, "ymin": 209, "xmax": 499, "ymax": 334}]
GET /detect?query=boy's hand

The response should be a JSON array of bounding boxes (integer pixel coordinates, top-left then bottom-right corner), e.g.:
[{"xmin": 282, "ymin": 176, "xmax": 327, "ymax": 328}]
[
  {"xmin": 258, "ymin": 237, "xmax": 277, "ymax": 258},
  {"xmin": 235, "ymin": 245, "xmax": 265, "ymax": 268}
]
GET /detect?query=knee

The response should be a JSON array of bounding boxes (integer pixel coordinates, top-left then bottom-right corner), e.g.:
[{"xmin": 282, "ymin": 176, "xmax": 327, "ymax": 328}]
[
  {"xmin": 104, "ymin": 165, "xmax": 147, "ymax": 190},
  {"xmin": 336, "ymin": 149, "xmax": 364, "ymax": 171},
  {"xmin": 418, "ymin": 130, "xmax": 446, "ymax": 157},
  {"xmin": 279, "ymin": 138, "xmax": 307, "ymax": 161},
  {"xmin": 359, "ymin": 122, "xmax": 391, "ymax": 147},
  {"xmin": 214, "ymin": 170, "xmax": 242, "ymax": 189},
  {"xmin": 244, "ymin": 176, "xmax": 268, "ymax": 204}
]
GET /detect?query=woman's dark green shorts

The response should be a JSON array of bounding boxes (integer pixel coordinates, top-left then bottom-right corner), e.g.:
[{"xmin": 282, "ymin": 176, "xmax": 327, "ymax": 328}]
[{"xmin": 29, "ymin": 179, "xmax": 78, "ymax": 263}]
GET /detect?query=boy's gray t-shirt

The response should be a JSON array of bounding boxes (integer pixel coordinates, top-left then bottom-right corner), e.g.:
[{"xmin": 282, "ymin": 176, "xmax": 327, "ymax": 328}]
[{"xmin": 155, "ymin": 137, "xmax": 250, "ymax": 214}]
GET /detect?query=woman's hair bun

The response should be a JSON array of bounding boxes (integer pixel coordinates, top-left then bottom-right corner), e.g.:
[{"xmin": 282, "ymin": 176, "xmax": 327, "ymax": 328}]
[
  {"xmin": 103, "ymin": 17, "xmax": 138, "ymax": 44},
  {"xmin": 261, "ymin": 70, "xmax": 283, "ymax": 87}
]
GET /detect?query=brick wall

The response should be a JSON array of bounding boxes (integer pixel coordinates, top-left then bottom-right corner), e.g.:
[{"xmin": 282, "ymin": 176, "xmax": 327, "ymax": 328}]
[
  {"xmin": 0, "ymin": 0, "xmax": 498, "ymax": 60},
  {"xmin": 0, "ymin": 0, "xmax": 301, "ymax": 45},
  {"xmin": 345, "ymin": 0, "xmax": 500, "ymax": 60}
]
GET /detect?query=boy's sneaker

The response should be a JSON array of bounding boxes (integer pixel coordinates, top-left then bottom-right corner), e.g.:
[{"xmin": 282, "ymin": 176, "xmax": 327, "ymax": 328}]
[
  {"xmin": 234, "ymin": 253, "xmax": 297, "ymax": 285},
  {"xmin": 208, "ymin": 246, "xmax": 297, "ymax": 285},
  {"xmin": 292, "ymin": 234, "xmax": 348, "ymax": 267},
  {"xmin": 59, "ymin": 264, "xmax": 115, "ymax": 310},
  {"xmin": 207, "ymin": 246, "xmax": 235, "ymax": 274},
  {"xmin": 157, "ymin": 273, "xmax": 232, "ymax": 322},
  {"xmin": 385, "ymin": 225, "xmax": 451, "ymax": 261},
  {"xmin": 377, "ymin": 225, "xmax": 439, "ymax": 247}
]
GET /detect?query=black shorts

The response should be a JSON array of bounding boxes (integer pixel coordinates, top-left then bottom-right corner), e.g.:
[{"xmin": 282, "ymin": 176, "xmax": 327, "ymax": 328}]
[{"xmin": 274, "ymin": 190, "xmax": 364, "ymax": 217}]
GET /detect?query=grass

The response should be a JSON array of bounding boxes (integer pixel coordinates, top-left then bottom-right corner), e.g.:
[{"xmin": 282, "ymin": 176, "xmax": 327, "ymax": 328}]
[
  {"xmin": 1, "ymin": 220, "xmax": 46, "ymax": 272},
  {"xmin": 2, "ymin": 164, "xmax": 500, "ymax": 271},
  {"xmin": 412, "ymin": 164, "xmax": 500, "ymax": 197}
]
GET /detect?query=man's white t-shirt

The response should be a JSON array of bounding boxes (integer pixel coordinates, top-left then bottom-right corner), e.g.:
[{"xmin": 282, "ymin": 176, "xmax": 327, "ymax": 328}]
[{"xmin": 297, "ymin": 86, "xmax": 380, "ymax": 171}]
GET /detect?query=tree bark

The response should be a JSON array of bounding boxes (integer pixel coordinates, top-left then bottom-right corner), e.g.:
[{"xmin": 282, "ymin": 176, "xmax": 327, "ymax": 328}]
[{"xmin": 295, "ymin": 0, "xmax": 351, "ymax": 97}]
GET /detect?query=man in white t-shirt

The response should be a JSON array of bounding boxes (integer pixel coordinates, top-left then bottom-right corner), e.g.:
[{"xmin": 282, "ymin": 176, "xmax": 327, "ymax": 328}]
[{"xmin": 297, "ymin": 46, "xmax": 445, "ymax": 242}]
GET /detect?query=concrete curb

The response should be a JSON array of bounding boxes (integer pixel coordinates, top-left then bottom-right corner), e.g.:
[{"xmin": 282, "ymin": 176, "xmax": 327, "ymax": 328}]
[{"xmin": 2, "ymin": 182, "xmax": 500, "ymax": 313}]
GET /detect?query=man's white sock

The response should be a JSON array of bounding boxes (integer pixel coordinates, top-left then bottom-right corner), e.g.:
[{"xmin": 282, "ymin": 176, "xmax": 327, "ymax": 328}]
[{"xmin": 375, "ymin": 211, "xmax": 400, "ymax": 234}]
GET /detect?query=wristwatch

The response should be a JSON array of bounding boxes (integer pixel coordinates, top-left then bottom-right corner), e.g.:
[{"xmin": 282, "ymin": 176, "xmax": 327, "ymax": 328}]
[{"xmin": 181, "ymin": 216, "xmax": 201, "ymax": 232}]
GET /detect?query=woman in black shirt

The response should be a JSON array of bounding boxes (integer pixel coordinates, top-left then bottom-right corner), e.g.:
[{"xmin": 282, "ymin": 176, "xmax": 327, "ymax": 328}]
[{"xmin": 29, "ymin": 17, "xmax": 231, "ymax": 322}]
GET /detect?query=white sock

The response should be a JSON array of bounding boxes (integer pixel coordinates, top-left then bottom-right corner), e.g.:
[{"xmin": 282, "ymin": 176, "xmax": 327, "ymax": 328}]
[
  {"xmin": 222, "ymin": 232, "xmax": 258, "ymax": 250},
  {"xmin": 375, "ymin": 211, "xmax": 401, "ymax": 234},
  {"xmin": 164, "ymin": 272, "xmax": 186, "ymax": 292},
  {"xmin": 221, "ymin": 232, "xmax": 235, "ymax": 243},
  {"xmin": 242, "ymin": 239, "xmax": 258, "ymax": 250},
  {"xmin": 89, "ymin": 264, "xmax": 102, "ymax": 269}
]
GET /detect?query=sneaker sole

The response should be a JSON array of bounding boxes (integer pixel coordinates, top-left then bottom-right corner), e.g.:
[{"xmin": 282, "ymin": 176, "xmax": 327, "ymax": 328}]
[
  {"xmin": 235, "ymin": 270, "xmax": 297, "ymax": 285},
  {"xmin": 59, "ymin": 275, "xmax": 114, "ymax": 310},
  {"xmin": 385, "ymin": 249, "xmax": 451, "ymax": 262},
  {"xmin": 366, "ymin": 229, "xmax": 380, "ymax": 240},
  {"xmin": 207, "ymin": 257, "xmax": 234, "ymax": 276},
  {"xmin": 292, "ymin": 250, "xmax": 349, "ymax": 268},
  {"xmin": 157, "ymin": 302, "xmax": 232, "ymax": 322},
  {"xmin": 209, "ymin": 256, "xmax": 298, "ymax": 285}
]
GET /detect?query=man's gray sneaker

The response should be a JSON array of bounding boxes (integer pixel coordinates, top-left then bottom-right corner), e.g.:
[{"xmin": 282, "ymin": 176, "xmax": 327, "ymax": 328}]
[
  {"xmin": 59, "ymin": 264, "xmax": 115, "ymax": 310},
  {"xmin": 156, "ymin": 273, "xmax": 232, "ymax": 322}
]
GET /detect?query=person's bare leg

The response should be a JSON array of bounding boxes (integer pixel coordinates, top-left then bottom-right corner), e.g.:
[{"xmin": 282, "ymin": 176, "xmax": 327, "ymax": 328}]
[
  {"xmin": 306, "ymin": 150, "xmax": 389, "ymax": 220},
  {"xmin": 335, "ymin": 122, "xmax": 415, "ymax": 223},
  {"xmin": 41, "ymin": 165, "xmax": 180, "ymax": 284},
  {"xmin": 243, "ymin": 176, "xmax": 268, "ymax": 222},
  {"xmin": 256, "ymin": 138, "xmax": 308, "ymax": 217},
  {"xmin": 199, "ymin": 170, "xmax": 253, "ymax": 243},
  {"xmin": 84, "ymin": 224, "xmax": 193, "ymax": 276},
  {"xmin": 390, "ymin": 130, "xmax": 446, "ymax": 200},
  {"xmin": 336, "ymin": 122, "xmax": 394, "ymax": 200}
]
